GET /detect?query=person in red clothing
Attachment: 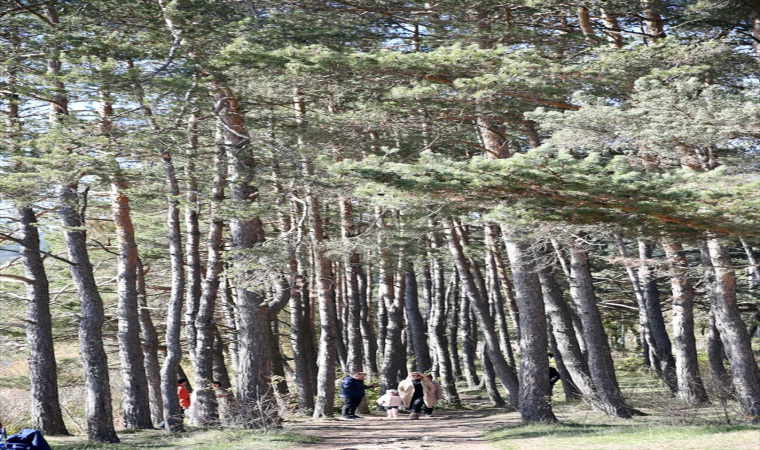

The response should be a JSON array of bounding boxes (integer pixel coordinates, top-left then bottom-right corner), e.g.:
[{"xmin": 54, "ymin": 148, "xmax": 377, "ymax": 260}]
[{"xmin": 177, "ymin": 378, "xmax": 191, "ymax": 412}]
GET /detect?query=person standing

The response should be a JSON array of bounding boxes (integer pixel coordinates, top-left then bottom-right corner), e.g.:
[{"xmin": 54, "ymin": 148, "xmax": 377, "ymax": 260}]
[
  {"xmin": 340, "ymin": 372, "xmax": 375, "ymax": 419},
  {"xmin": 398, "ymin": 372, "xmax": 435, "ymax": 420},
  {"xmin": 377, "ymin": 389, "xmax": 403, "ymax": 417},
  {"xmin": 177, "ymin": 379, "xmax": 191, "ymax": 417},
  {"xmin": 424, "ymin": 374, "xmax": 443, "ymax": 417}
]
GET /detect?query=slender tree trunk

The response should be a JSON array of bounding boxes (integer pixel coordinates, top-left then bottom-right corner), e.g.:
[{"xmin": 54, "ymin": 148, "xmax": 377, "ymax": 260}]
[
  {"xmin": 700, "ymin": 243, "xmax": 733, "ymax": 398},
  {"xmin": 568, "ymin": 243, "xmax": 637, "ymax": 418},
  {"xmin": 58, "ymin": 184, "xmax": 119, "ymax": 442},
  {"xmin": 706, "ymin": 238, "xmax": 760, "ymax": 421},
  {"xmin": 111, "ymin": 178, "xmax": 154, "ymax": 429},
  {"xmin": 341, "ymin": 198, "xmax": 364, "ymax": 374},
  {"xmin": 309, "ymin": 176, "xmax": 339, "ymax": 418},
  {"xmin": 359, "ymin": 263, "xmax": 379, "ymax": 377},
  {"xmin": 536, "ymin": 249, "xmax": 595, "ymax": 404},
  {"xmin": 18, "ymin": 206, "xmax": 69, "ymax": 435},
  {"xmin": 406, "ymin": 264, "xmax": 432, "ymax": 372},
  {"xmin": 637, "ymin": 239, "xmax": 677, "ymax": 393},
  {"xmin": 185, "ymin": 112, "xmax": 202, "ymax": 366},
  {"xmin": 445, "ymin": 220, "xmax": 519, "ymax": 409},
  {"xmin": 193, "ymin": 133, "xmax": 226, "ymax": 427},
  {"xmin": 503, "ymin": 238, "xmax": 556, "ymax": 422},
  {"xmin": 137, "ymin": 259, "xmax": 164, "ymax": 425},
  {"xmin": 428, "ymin": 234, "xmax": 461, "ymax": 407},
  {"xmin": 480, "ymin": 346, "xmax": 506, "ymax": 407},
  {"xmin": 378, "ymin": 209, "xmax": 406, "ymax": 392},
  {"xmin": 662, "ymin": 241, "xmax": 710, "ymax": 405},
  {"xmin": 484, "ymin": 224, "xmax": 516, "ymax": 367},
  {"xmin": 447, "ymin": 271, "xmax": 463, "ymax": 380},
  {"xmin": 459, "ymin": 281, "xmax": 479, "ymax": 388},
  {"xmin": 158, "ymin": 144, "xmax": 186, "ymax": 432}
]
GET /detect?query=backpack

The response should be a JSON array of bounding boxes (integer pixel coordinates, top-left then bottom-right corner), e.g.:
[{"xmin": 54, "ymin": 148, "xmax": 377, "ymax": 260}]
[{"xmin": 0, "ymin": 428, "xmax": 53, "ymax": 450}]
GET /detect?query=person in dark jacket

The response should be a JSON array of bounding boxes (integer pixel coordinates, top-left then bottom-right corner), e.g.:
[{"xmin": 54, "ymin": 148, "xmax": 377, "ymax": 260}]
[{"xmin": 340, "ymin": 372, "xmax": 375, "ymax": 419}]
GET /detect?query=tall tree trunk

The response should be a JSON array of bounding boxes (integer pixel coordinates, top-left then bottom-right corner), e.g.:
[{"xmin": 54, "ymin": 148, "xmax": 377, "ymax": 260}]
[
  {"xmin": 341, "ymin": 198, "xmax": 364, "ymax": 374},
  {"xmin": 700, "ymin": 243, "xmax": 733, "ymax": 399},
  {"xmin": 309, "ymin": 176, "xmax": 339, "ymax": 418},
  {"xmin": 406, "ymin": 264, "xmax": 432, "ymax": 372},
  {"xmin": 213, "ymin": 86, "xmax": 274, "ymax": 423},
  {"xmin": 378, "ymin": 209, "xmax": 406, "ymax": 392},
  {"xmin": 706, "ymin": 238, "xmax": 760, "ymax": 421},
  {"xmin": 447, "ymin": 271, "xmax": 463, "ymax": 380},
  {"xmin": 445, "ymin": 220, "xmax": 519, "ymax": 410},
  {"xmin": 427, "ymin": 234, "xmax": 461, "ymax": 407},
  {"xmin": 193, "ymin": 133, "xmax": 226, "ymax": 426},
  {"xmin": 484, "ymin": 224, "xmax": 516, "ymax": 367},
  {"xmin": 739, "ymin": 237, "xmax": 760, "ymax": 339},
  {"xmin": 18, "ymin": 206, "xmax": 69, "ymax": 435},
  {"xmin": 662, "ymin": 241, "xmax": 710, "ymax": 405},
  {"xmin": 185, "ymin": 112, "xmax": 202, "ymax": 366},
  {"xmin": 58, "ymin": 184, "xmax": 119, "ymax": 442},
  {"xmin": 158, "ymin": 143, "xmax": 186, "ymax": 432},
  {"xmin": 503, "ymin": 238, "xmax": 556, "ymax": 422},
  {"xmin": 536, "ymin": 249, "xmax": 595, "ymax": 405},
  {"xmin": 111, "ymin": 178, "xmax": 154, "ymax": 429},
  {"xmin": 637, "ymin": 239, "xmax": 677, "ymax": 393},
  {"xmin": 137, "ymin": 259, "xmax": 164, "ymax": 425},
  {"xmin": 568, "ymin": 243, "xmax": 638, "ymax": 419},
  {"xmin": 459, "ymin": 279, "xmax": 479, "ymax": 388},
  {"xmin": 480, "ymin": 347, "xmax": 506, "ymax": 407},
  {"xmin": 359, "ymin": 263, "xmax": 379, "ymax": 377}
]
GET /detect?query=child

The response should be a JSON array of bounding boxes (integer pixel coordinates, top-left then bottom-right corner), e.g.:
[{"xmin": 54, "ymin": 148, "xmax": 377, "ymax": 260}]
[{"xmin": 377, "ymin": 389, "xmax": 403, "ymax": 417}]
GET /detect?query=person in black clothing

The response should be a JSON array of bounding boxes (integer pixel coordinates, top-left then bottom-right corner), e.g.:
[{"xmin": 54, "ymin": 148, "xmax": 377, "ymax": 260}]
[
  {"xmin": 398, "ymin": 372, "xmax": 435, "ymax": 420},
  {"xmin": 340, "ymin": 372, "xmax": 376, "ymax": 419}
]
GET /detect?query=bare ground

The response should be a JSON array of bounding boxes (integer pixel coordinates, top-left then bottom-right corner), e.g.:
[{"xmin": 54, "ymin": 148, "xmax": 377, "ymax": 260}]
[{"xmin": 283, "ymin": 401, "xmax": 519, "ymax": 450}]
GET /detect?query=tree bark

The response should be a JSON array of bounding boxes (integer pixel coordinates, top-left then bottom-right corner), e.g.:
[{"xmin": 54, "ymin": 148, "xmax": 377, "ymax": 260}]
[
  {"xmin": 340, "ymin": 198, "xmax": 364, "ymax": 374},
  {"xmin": 484, "ymin": 224, "xmax": 516, "ymax": 367},
  {"xmin": 111, "ymin": 178, "xmax": 154, "ymax": 429},
  {"xmin": 406, "ymin": 264, "xmax": 432, "ymax": 372},
  {"xmin": 447, "ymin": 271, "xmax": 463, "ymax": 380},
  {"xmin": 568, "ymin": 243, "xmax": 637, "ymax": 418},
  {"xmin": 18, "ymin": 206, "xmax": 69, "ymax": 435},
  {"xmin": 192, "ymin": 132, "xmax": 226, "ymax": 427},
  {"xmin": 58, "ymin": 184, "xmax": 119, "ymax": 442},
  {"xmin": 503, "ymin": 238, "xmax": 556, "ymax": 422},
  {"xmin": 662, "ymin": 241, "xmax": 710, "ymax": 405},
  {"xmin": 445, "ymin": 219, "xmax": 519, "ymax": 409},
  {"xmin": 378, "ymin": 209, "xmax": 406, "ymax": 392},
  {"xmin": 137, "ymin": 259, "xmax": 164, "ymax": 425},
  {"xmin": 184, "ymin": 112, "xmax": 202, "ymax": 367},
  {"xmin": 706, "ymin": 238, "xmax": 760, "ymax": 421},
  {"xmin": 427, "ymin": 233, "xmax": 461, "ymax": 407}
]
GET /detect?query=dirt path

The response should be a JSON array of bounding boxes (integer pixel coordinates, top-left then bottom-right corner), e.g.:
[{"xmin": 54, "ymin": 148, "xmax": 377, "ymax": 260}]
[{"xmin": 284, "ymin": 404, "xmax": 520, "ymax": 450}]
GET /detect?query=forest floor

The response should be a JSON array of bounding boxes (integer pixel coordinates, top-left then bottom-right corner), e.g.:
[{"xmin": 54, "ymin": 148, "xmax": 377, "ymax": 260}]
[{"xmin": 284, "ymin": 398, "xmax": 510, "ymax": 450}]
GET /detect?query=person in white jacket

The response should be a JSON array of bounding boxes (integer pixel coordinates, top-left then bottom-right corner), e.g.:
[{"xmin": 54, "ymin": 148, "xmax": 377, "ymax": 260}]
[
  {"xmin": 377, "ymin": 389, "xmax": 403, "ymax": 417},
  {"xmin": 398, "ymin": 372, "xmax": 435, "ymax": 420}
]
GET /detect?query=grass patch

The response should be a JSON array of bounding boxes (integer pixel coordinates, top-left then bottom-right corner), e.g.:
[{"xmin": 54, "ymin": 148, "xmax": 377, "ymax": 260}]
[
  {"xmin": 46, "ymin": 428, "xmax": 319, "ymax": 450},
  {"xmin": 487, "ymin": 421, "xmax": 760, "ymax": 450}
]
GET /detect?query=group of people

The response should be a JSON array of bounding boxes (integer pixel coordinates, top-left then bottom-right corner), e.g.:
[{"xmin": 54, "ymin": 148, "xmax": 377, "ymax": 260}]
[{"xmin": 341, "ymin": 371, "xmax": 443, "ymax": 420}]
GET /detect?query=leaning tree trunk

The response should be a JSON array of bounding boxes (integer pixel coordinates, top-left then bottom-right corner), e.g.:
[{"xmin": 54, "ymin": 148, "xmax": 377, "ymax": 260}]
[
  {"xmin": 480, "ymin": 346, "xmax": 506, "ymax": 407},
  {"xmin": 637, "ymin": 239, "xmax": 678, "ymax": 393},
  {"xmin": 662, "ymin": 241, "xmax": 710, "ymax": 405},
  {"xmin": 447, "ymin": 271, "xmax": 463, "ymax": 380},
  {"xmin": 18, "ymin": 206, "xmax": 69, "ymax": 435},
  {"xmin": 445, "ymin": 220, "xmax": 519, "ymax": 410},
  {"xmin": 568, "ymin": 243, "xmax": 638, "ymax": 419},
  {"xmin": 700, "ymin": 243, "xmax": 733, "ymax": 398},
  {"xmin": 111, "ymin": 177, "xmax": 153, "ymax": 429},
  {"xmin": 459, "ymin": 279, "xmax": 480, "ymax": 388},
  {"xmin": 58, "ymin": 184, "xmax": 119, "ymax": 443},
  {"xmin": 706, "ymin": 238, "xmax": 760, "ymax": 421},
  {"xmin": 536, "ymin": 249, "xmax": 596, "ymax": 406},
  {"xmin": 504, "ymin": 238, "xmax": 557, "ymax": 423},
  {"xmin": 484, "ymin": 224, "xmax": 516, "ymax": 368}
]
